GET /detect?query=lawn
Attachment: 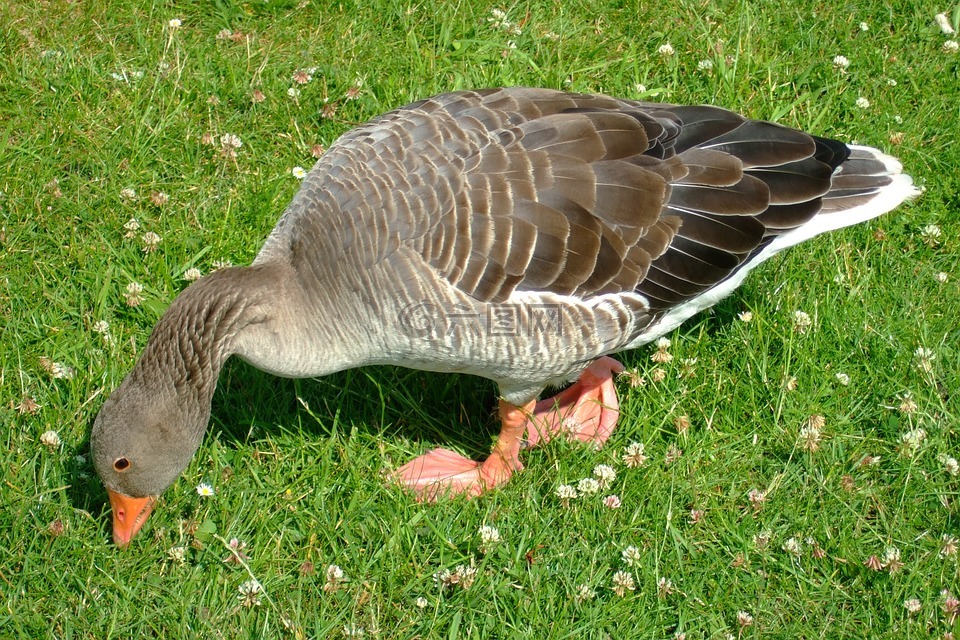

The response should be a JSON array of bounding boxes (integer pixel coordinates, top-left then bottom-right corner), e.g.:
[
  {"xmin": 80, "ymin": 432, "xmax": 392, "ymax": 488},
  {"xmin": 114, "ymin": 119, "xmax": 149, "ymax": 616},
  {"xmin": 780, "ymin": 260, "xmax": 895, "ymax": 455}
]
[{"xmin": 1, "ymin": 0, "xmax": 958, "ymax": 637}]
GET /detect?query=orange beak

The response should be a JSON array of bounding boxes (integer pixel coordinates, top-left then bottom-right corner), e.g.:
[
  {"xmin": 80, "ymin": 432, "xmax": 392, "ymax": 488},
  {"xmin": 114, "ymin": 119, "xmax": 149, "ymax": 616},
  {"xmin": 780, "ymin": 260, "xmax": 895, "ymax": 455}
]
[{"xmin": 107, "ymin": 490, "xmax": 155, "ymax": 547}]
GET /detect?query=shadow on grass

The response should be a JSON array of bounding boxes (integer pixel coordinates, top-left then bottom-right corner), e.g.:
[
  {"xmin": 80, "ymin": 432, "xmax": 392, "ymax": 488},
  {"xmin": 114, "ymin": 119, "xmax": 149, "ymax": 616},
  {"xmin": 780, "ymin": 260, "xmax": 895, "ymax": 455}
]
[{"xmin": 213, "ymin": 359, "xmax": 499, "ymax": 454}]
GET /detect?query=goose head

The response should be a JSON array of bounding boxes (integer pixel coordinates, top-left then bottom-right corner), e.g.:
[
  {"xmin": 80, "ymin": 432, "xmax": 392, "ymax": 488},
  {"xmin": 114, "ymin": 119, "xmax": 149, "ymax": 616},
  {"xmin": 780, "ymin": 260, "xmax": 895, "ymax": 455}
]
[{"xmin": 91, "ymin": 356, "xmax": 214, "ymax": 546}]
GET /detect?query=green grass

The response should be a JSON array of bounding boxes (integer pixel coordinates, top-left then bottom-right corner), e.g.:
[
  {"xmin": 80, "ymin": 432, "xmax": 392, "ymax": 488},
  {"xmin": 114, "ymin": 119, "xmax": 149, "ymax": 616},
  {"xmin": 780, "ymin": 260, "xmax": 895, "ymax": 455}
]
[{"xmin": 2, "ymin": 0, "xmax": 959, "ymax": 637}]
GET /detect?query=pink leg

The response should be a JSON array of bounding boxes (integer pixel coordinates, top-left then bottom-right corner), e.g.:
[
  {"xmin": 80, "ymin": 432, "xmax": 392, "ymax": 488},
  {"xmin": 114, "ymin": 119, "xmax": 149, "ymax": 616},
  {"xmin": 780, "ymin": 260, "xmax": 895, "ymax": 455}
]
[
  {"xmin": 395, "ymin": 399, "xmax": 534, "ymax": 501},
  {"xmin": 524, "ymin": 356, "xmax": 625, "ymax": 448}
]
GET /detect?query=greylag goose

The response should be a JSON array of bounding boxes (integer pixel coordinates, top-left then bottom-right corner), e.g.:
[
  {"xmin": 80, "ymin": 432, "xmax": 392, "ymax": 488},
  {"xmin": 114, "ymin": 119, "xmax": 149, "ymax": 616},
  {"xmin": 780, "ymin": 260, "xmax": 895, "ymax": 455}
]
[{"xmin": 91, "ymin": 88, "xmax": 918, "ymax": 546}]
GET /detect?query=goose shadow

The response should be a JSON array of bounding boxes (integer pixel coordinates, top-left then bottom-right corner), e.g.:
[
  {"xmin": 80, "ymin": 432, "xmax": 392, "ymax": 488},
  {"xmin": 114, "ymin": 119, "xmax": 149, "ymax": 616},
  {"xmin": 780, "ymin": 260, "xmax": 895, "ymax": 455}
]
[{"xmin": 212, "ymin": 360, "xmax": 499, "ymax": 455}]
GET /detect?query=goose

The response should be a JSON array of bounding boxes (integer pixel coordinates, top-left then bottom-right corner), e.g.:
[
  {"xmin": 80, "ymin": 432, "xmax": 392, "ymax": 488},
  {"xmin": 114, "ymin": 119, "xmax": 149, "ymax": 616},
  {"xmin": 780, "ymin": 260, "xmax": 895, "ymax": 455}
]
[{"xmin": 91, "ymin": 87, "xmax": 918, "ymax": 546}]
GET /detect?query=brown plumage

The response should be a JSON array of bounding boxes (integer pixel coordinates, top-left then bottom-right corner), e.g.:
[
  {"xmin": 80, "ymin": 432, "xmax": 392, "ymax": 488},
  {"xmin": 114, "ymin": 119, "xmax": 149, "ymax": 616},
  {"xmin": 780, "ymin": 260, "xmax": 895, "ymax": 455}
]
[{"xmin": 92, "ymin": 88, "xmax": 918, "ymax": 544}]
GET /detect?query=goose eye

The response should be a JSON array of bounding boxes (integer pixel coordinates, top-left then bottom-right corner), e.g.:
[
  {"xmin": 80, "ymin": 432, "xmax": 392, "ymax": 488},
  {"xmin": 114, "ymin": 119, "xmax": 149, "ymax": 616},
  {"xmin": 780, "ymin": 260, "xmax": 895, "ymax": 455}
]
[{"xmin": 113, "ymin": 457, "xmax": 131, "ymax": 472}]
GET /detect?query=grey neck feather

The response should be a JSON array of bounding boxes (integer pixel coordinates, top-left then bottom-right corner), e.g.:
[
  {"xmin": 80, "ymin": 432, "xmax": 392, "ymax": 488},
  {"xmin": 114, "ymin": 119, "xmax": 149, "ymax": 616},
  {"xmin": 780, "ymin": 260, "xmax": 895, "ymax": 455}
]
[{"xmin": 131, "ymin": 265, "xmax": 274, "ymax": 409}]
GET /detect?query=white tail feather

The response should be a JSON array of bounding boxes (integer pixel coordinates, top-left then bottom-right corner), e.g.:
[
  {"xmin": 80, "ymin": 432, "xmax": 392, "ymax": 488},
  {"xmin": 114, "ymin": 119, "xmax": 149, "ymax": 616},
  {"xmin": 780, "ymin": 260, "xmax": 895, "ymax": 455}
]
[{"xmin": 626, "ymin": 145, "xmax": 919, "ymax": 349}]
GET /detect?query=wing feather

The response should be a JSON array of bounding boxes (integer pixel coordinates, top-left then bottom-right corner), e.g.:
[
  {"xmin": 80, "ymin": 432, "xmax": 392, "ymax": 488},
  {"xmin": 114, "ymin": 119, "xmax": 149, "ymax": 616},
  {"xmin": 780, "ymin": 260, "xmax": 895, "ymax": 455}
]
[{"xmin": 282, "ymin": 88, "xmax": 875, "ymax": 328}]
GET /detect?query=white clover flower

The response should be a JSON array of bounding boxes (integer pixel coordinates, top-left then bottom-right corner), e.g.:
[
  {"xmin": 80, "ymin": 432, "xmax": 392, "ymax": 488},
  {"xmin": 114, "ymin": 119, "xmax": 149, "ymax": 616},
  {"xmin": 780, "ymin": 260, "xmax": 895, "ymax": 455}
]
[
  {"xmin": 652, "ymin": 336, "xmax": 673, "ymax": 362},
  {"xmin": 292, "ymin": 166, "xmax": 307, "ymax": 179},
  {"xmin": 793, "ymin": 310, "xmax": 812, "ymax": 333},
  {"xmin": 887, "ymin": 78, "xmax": 898, "ymax": 86},
  {"xmin": 898, "ymin": 392, "xmax": 918, "ymax": 414},
  {"xmin": 651, "ymin": 349, "xmax": 673, "ymax": 363},
  {"xmin": 55, "ymin": 363, "xmax": 74, "ymax": 379},
  {"xmin": 798, "ymin": 424, "xmax": 822, "ymax": 452},
  {"xmin": 855, "ymin": 96, "xmax": 870, "ymax": 109},
  {"xmin": 577, "ymin": 477, "xmax": 600, "ymax": 495},
  {"xmin": 323, "ymin": 564, "xmax": 345, "ymax": 591},
  {"xmin": 621, "ymin": 545, "xmax": 642, "ymax": 566},
  {"xmin": 168, "ymin": 18, "xmax": 182, "ymax": 29},
  {"xmin": 576, "ymin": 584, "xmax": 596, "ymax": 601},
  {"xmin": 904, "ymin": 598, "xmax": 921, "ymax": 613},
  {"xmin": 238, "ymin": 579, "xmax": 263, "ymax": 606},
  {"xmin": 123, "ymin": 217, "xmax": 140, "ymax": 238},
  {"xmin": 833, "ymin": 55, "xmax": 850, "ymax": 69},
  {"xmin": 183, "ymin": 267, "xmax": 202, "ymax": 282},
  {"xmin": 453, "ymin": 564, "xmax": 477, "ymax": 589},
  {"xmin": 603, "ymin": 494, "xmax": 621, "ymax": 508},
  {"xmin": 415, "ymin": 596, "xmax": 429, "ymax": 608},
  {"xmin": 658, "ymin": 43, "xmax": 675, "ymax": 56},
  {"xmin": 124, "ymin": 281, "xmax": 144, "ymax": 306},
  {"xmin": 612, "ymin": 570, "xmax": 635, "ymax": 596},
  {"xmin": 835, "ymin": 372, "xmax": 850, "ymax": 386},
  {"xmin": 487, "ymin": 8, "xmax": 522, "ymax": 35},
  {"xmin": 40, "ymin": 430, "xmax": 61, "ymax": 448},
  {"xmin": 936, "ymin": 272, "xmax": 949, "ymax": 283},
  {"xmin": 914, "ymin": 346, "xmax": 936, "ymax": 372},
  {"xmin": 287, "ymin": 87, "xmax": 301, "ymax": 98},
  {"xmin": 859, "ymin": 22, "xmax": 869, "ymax": 31},
  {"xmin": 433, "ymin": 568, "xmax": 453, "ymax": 588},
  {"xmin": 921, "ymin": 223, "xmax": 942, "ymax": 244},
  {"xmin": 697, "ymin": 59, "xmax": 713, "ymax": 70},
  {"xmin": 748, "ymin": 488, "xmax": 767, "ymax": 509},
  {"xmin": 936, "ymin": 13, "xmax": 956, "ymax": 35},
  {"xmin": 221, "ymin": 133, "xmax": 243, "ymax": 150},
  {"xmin": 941, "ymin": 535, "xmax": 958, "ymax": 558},
  {"xmin": 556, "ymin": 484, "xmax": 578, "ymax": 501},
  {"xmin": 560, "ymin": 417, "xmax": 584, "ymax": 438},
  {"xmin": 196, "ymin": 482, "xmax": 215, "ymax": 497},
  {"xmin": 593, "ymin": 464, "xmax": 616, "ymax": 489},
  {"xmin": 657, "ymin": 576, "xmax": 674, "ymax": 597},
  {"xmin": 914, "ymin": 346, "xmax": 936, "ymax": 361},
  {"xmin": 167, "ymin": 545, "xmax": 187, "ymax": 564},
  {"xmin": 292, "ymin": 69, "xmax": 313, "ymax": 84},
  {"xmin": 782, "ymin": 537, "xmax": 802, "ymax": 556},
  {"xmin": 946, "ymin": 39, "xmax": 960, "ymax": 52},
  {"xmin": 753, "ymin": 530, "xmax": 772, "ymax": 549},
  {"xmin": 737, "ymin": 610, "xmax": 755, "ymax": 627},
  {"xmin": 634, "ymin": 83, "xmax": 647, "ymax": 94},
  {"xmin": 40, "ymin": 356, "xmax": 74, "ymax": 380},
  {"xmin": 622, "ymin": 442, "xmax": 649, "ymax": 467},
  {"xmin": 943, "ymin": 455, "xmax": 959, "ymax": 476},
  {"xmin": 478, "ymin": 525, "xmax": 501, "ymax": 553},
  {"xmin": 326, "ymin": 564, "xmax": 344, "ymax": 581},
  {"xmin": 621, "ymin": 369, "xmax": 645, "ymax": 388},
  {"xmin": 93, "ymin": 320, "xmax": 110, "ymax": 334},
  {"xmin": 120, "ymin": 188, "xmax": 137, "ymax": 201},
  {"xmin": 900, "ymin": 427, "xmax": 927, "ymax": 452},
  {"xmin": 738, "ymin": 310, "xmax": 753, "ymax": 322},
  {"xmin": 142, "ymin": 231, "xmax": 162, "ymax": 252}
]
